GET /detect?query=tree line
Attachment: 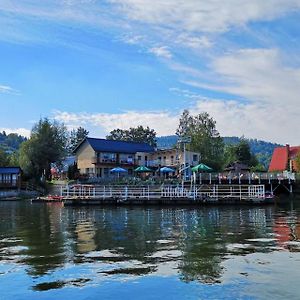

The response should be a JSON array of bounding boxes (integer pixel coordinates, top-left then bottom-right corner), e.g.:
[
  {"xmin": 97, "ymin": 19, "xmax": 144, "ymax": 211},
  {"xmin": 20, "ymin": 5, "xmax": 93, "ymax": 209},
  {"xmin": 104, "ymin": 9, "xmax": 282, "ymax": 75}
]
[{"xmin": 1, "ymin": 110, "xmax": 298, "ymax": 183}]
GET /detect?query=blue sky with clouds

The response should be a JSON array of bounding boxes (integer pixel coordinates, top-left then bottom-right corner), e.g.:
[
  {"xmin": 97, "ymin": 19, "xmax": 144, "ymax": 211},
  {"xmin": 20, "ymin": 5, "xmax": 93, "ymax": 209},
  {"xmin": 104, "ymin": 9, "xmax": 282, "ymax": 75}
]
[{"xmin": 0, "ymin": 0, "xmax": 300, "ymax": 144}]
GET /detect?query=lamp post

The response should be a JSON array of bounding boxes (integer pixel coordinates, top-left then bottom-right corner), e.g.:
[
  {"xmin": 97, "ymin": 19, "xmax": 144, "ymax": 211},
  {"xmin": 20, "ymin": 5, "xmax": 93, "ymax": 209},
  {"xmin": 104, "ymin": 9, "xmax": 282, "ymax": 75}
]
[{"xmin": 178, "ymin": 136, "xmax": 191, "ymax": 181}]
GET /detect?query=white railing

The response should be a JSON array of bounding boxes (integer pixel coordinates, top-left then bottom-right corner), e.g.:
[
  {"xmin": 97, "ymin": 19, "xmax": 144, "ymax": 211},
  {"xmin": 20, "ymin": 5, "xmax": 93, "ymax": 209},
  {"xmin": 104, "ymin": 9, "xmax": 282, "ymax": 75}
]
[{"xmin": 60, "ymin": 184, "xmax": 265, "ymax": 201}]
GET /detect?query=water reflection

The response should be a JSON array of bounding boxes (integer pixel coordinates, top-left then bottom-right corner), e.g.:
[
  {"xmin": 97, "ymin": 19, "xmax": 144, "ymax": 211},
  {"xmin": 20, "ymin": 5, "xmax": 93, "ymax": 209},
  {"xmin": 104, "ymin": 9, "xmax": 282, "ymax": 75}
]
[{"xmin": 1, "ymin": 200, "xmax": 300, "ymax": 297}]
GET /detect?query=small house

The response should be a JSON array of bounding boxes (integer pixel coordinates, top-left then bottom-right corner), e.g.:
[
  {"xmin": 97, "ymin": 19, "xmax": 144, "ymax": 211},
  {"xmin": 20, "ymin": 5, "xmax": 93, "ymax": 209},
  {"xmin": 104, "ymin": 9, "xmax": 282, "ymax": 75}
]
[{"xmin": 0, "ymin": 167, "xmax": 21, "ymax": 189}]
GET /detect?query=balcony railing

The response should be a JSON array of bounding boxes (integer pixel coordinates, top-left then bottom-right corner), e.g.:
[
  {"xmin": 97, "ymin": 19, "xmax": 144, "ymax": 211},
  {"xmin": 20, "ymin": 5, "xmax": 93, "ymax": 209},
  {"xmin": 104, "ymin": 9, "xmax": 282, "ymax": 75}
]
[
  {"xmin": 143, "ymin": 159, "xmax": 198, "ymax": 167},
  {"xmin": 92, "ymin": 157, "xmax": 135, "ymax": 165}
]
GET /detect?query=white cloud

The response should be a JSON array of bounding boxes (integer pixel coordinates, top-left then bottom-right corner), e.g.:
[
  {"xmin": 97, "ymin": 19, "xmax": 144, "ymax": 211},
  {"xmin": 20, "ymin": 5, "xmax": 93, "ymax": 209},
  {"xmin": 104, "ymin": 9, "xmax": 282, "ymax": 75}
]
[
  {"xmin": 120, "ymin": 34, "xmax": 145, "ymax": 45},
  {"xmin": 0, "ymin": 84, "xmax": 18, "ymax": 94},
  {"xmin": 149, "ymin": 46, "xmax": 172, "ymax": 59},
  {"xmin": 0, "ymin": 127, "xmax": 30, "ymax": 137},
  {"xmin": 180, "ymin": 48, "xmax": 300, "ymax": 108},
  {"xmin": 211, "ymin": 49, "xmax": 300, "ymax": 106},
  {"xmin": 53, "ymin": 90, "xmax": 299, "ymax": 145},
  {"xmin": 193, "ymin": 100, "xmax": 298, "ymax": 145},
  {"xmin": 175, "ymin": 34, "xmax": 213, "ymax": 49},
  {"xmin": 53, "ymin": 110, "xmax": 178, "ymax": 137},
  {"xmin": 109, "ymin": 0, "xmax": 300, "ymax": 33}
]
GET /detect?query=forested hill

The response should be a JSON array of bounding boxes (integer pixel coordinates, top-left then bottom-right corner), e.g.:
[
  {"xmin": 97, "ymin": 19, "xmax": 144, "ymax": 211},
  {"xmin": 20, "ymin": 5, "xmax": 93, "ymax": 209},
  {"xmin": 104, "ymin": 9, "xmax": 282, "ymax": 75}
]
[
  {"xmin": 223, "ymin": 137, "xmax": 282, "ymax": 167},
  {"xmin": 0, "ymin": 131, "xmax": 27, "ymax": 153},
  {"xmin": 156, "ymin": 135, "xmax": 281, "ymax": 167}
]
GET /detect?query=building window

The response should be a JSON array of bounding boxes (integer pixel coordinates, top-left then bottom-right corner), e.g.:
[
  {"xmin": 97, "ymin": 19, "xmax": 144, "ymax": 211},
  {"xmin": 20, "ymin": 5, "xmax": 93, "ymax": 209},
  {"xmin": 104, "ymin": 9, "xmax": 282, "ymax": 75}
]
[
  {"xmin": 137, "ymin": 155, "xmax": 142, "ymax": 161},
  {"xmin": 171, "ymin": 156, "xmax": 174, "ymax": 164},
  {"xmin": 193, "ymin": 154, "xmax": 198, "ymax": 162},
  {"xmin": 101, "ymin": 152, "xmax": 116, "ymax": 162}
]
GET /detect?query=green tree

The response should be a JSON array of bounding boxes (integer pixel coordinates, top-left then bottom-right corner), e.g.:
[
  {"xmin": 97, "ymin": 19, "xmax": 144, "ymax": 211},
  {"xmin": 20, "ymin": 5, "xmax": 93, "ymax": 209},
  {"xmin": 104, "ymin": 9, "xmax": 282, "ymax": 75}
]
[
  {"xmin": 106, "ymin": 126, "xmax": 157, "ymax": 147},
  {"xmin": 176, "ymin": 110, "xmax": 224, "ymax": 170},
  {"xmin": 0, "ymin": 149, "xmax": 9, "ymax": 166},
  {"xmin": 69, "ymin": 126, "xmax": 89, "ymax": 152},
  {"xmin": 8, "ymin": 151, "xmax": 19, "ymax": 166},
  {"xmin": 295, "ymin": 151, "xmax": 300, "ymax": 172},
  {"xmin": 19, "ymin": 118, "xmax": 68, "ymax": 181},
  {"xmin": 224, "ymin": 139, "xmax": 259, "ymax": 168}
]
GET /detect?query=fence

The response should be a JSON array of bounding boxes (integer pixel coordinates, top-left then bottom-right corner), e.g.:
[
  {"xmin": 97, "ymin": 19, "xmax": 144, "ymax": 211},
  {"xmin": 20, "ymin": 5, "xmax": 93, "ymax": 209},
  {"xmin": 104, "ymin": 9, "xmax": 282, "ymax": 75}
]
[{"xmin": 60, "ymin": 184, "xmax": 265, "ymax": 202}]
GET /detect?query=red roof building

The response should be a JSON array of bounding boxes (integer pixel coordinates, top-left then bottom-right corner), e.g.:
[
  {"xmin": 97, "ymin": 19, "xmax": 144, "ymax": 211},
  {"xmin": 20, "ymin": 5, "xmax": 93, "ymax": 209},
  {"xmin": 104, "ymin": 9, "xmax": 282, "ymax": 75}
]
[{"xmin": 269, "ymin": 144, "xmax": 300, "ymax": 172}]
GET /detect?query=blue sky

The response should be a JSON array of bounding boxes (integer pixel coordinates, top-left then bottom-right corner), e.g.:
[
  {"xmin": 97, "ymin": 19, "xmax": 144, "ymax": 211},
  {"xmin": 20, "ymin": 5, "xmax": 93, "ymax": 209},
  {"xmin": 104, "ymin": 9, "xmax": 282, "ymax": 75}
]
[{"xmin": 0, "ymin": 0, "xmax": 300, "ymax": 144}]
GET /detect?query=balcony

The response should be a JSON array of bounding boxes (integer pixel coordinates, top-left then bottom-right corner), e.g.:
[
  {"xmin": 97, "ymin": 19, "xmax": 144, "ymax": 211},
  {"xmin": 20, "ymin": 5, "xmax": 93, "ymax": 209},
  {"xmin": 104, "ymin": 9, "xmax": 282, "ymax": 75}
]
[
  {"xmin": 92, "ymin": 156, "xmax": 135, "ymax": 165},
  {"xmin": 145, "ymin": 159, "xmax": 179, "ymax": 167},
  {"xmin": 91, "ymin": 157, "xmax": 115, "ymax": 164}
]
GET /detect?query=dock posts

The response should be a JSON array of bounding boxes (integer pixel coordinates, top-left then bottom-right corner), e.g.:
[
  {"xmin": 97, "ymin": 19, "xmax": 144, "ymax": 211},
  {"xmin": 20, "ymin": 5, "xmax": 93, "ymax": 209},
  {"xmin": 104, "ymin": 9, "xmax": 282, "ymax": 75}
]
[
  {"xmin": 125, "ymin": 186, "xmax": 128, "ymax": 200},
  {"xmin": 259, "ymin": 174, "xmax": 261, "ymax": 184},
  {"xmin": 148, "ymin": 186, "xmax": 150, "ymax": 200},
  {"xmin": 93, "ymin": 187, "xmax": 96, "ymax": 198},
  {"xmin": 239, "ymin": 185, "xmax": 242, "ymax": 200},
  {"xmin": 248, "ymin": 173, "xmax": 251, "ymax": 184},
  {"xmin": 60, "ymin": 186, "xmax": 63, "ymax": 197},
  {"xmin": 270, "ymin": 183, "xmax": 273, "ymax": 194},
  {"xmin": 66, "ymin": 185, "xmax": 69, "ymax": 197},
  {"xmin": 209, "ymin": 173, "xmax": 212, "ymax": 185},
  {"xmin": 290, "ymin": 184, "xmax": 293, "ymax": 194},
  {"xmin": 219, "ymin": 174, "xmax": 221, "ymax": 184},
  {"xmin": 239, "ymin": 173, "xmax": 241, "ymax": 185}
]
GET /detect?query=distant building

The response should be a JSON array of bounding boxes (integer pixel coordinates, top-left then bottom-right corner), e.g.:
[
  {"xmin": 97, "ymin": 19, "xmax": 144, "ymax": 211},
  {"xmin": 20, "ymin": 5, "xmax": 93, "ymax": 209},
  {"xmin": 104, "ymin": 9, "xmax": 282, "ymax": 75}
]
[
  {"xmin": 147, "ymin": 148, "xmax": 200, "ymax": 175},
  {"xmin": 51, "ymin": 156, "xmax": 76, "ymax": 180},
  {"xmin": 0, "ymin": 167, "xmax": 21, "ymax": 189},
  {"xmin": 73, "ymin": 137, "xmax": 201, "ymax": 179},
  {"xmin": 73, "ymin": 137, "xmax": 155, "ymax": 178},
  {"xmin": 268, "ymin": 144, "xmax": 300, "ymax": 172},
  {"xmin": 224, "ymin": 162, "xmax": 250, "ymax": 174}
]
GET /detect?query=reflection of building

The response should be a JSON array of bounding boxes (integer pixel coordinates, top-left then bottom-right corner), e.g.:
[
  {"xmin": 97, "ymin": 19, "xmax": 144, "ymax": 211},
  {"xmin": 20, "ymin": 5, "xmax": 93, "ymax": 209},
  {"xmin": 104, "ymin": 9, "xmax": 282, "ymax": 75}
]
[
  {"xmin": 75, "ymin": 221, "xmax": 97, "ymax": 253},
  {"xmin": 74, "ymin": 137, "xmax": 201, "ymax": 178},
  {"xmin": 0, "ymin": 167, "xmax": 21, "ymax": 189},
  {"xmin": 269, "ymin": 144, "xmax": 300, "ymax": 172}
]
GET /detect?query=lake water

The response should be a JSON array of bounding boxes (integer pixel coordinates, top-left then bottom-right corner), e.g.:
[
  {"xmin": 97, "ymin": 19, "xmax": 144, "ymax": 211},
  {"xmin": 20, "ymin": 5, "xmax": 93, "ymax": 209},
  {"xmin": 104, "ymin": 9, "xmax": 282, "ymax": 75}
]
[{"xmin": 1, "ymin": 197, "xmax": 300, "ymax": 300}]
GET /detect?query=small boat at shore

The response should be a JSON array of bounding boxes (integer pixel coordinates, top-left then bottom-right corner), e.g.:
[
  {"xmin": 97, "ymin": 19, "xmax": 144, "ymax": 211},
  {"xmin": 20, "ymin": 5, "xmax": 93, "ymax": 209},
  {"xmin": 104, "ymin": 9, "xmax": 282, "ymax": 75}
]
[{"xmin": 32, "ymin": 195, "xmax": 64, "ymax": 202}]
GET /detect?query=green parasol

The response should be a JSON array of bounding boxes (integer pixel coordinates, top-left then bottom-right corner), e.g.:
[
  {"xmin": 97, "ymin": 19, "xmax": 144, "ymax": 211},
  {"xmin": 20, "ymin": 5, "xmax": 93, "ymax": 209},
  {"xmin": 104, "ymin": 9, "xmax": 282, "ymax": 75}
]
[
  {"xmin": 134, "ymin": 166, "xmax": 152, "ymax": 172},
  {"xmin": 191, "ymin": 163, "xmax": 213, "ymax": 172}
]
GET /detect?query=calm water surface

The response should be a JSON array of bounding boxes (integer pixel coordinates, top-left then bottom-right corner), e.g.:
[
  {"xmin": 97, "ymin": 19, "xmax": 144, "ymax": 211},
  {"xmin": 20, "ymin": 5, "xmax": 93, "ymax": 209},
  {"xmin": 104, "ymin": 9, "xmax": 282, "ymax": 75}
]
[{"xmin": 1, "ymin": 197, "xmax": 300, "ymax": 300}]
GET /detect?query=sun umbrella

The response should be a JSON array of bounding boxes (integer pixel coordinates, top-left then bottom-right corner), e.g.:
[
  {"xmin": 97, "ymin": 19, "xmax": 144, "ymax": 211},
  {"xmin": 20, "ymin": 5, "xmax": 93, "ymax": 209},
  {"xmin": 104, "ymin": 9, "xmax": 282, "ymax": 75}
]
[
  {"xmin": 160, "ymin": 167, "xmax": 176, "ymax": 173},
  {"xmin": 191, "ymin": 163, "xmax": 213, "ymax": 172},
  {"xmin": 134, "ymin": 166, "xmax": 152, "ymax": 172},
  {"xmin": 110, "ymin": 167, "xmax": 127, "ymax": 179},
  {"xmin": 110, "ymin": 167, "xmax": 127, "ymax": 173}
]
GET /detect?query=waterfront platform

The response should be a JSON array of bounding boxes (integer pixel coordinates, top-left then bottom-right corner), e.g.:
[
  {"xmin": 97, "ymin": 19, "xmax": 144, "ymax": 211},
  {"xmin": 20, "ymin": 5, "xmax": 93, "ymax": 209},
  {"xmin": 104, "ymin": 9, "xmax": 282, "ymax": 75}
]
[{"xmin": 37, "ymin": 184, "xmax": 275, "ymax": 206}]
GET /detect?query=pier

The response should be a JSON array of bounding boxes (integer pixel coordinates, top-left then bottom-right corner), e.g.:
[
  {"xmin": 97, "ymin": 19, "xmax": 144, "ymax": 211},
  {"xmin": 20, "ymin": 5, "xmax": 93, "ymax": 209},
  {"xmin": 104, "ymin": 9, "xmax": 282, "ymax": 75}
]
[
  {"xmin": 56, "ymin": 184, "xmax": 269, "ymax": 205},
  {"xmin": 192, "ymin": 171, "xmax": 296, "ymax": 194}
]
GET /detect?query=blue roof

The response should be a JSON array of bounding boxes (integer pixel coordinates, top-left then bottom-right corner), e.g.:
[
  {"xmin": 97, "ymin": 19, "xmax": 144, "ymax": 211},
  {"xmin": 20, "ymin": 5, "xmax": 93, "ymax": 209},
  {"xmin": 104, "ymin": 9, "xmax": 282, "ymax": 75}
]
[
  {"xmin": 0, "ymin": 167, "xmax": 21, "ymax": 174},
  {"xmin": 75, "ymin": 137, "xmax": 155, "ymax": 154}
]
